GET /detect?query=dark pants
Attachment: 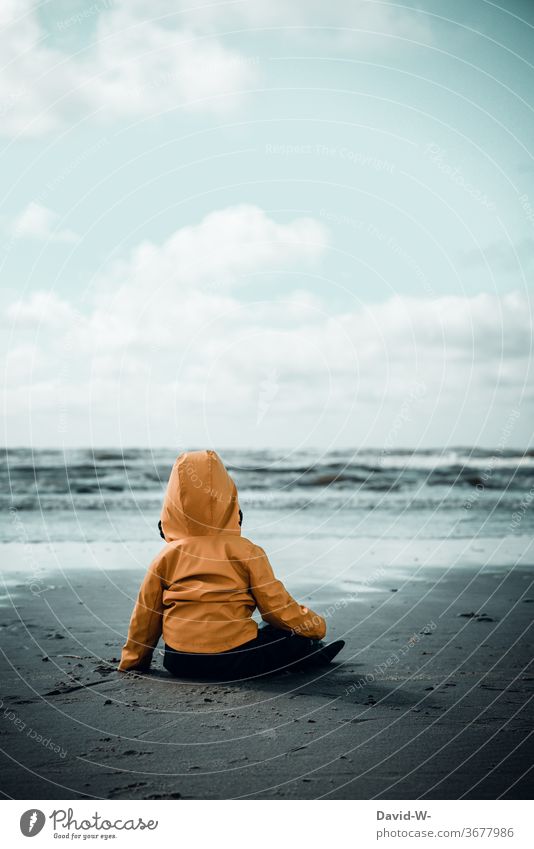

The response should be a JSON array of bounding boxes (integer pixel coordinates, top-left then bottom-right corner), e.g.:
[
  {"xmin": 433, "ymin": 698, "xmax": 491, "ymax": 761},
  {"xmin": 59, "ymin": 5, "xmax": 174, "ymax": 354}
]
[{"xmin": 163, "ymin": 623, "xmax": 322, "ymax": 681}]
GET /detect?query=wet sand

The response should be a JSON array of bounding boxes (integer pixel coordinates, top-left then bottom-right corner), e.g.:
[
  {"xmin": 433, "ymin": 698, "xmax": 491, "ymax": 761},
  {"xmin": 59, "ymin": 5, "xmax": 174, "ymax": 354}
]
[{"xmin": 0, "ymin": 555, "xmax": 533, "ymax": 800}]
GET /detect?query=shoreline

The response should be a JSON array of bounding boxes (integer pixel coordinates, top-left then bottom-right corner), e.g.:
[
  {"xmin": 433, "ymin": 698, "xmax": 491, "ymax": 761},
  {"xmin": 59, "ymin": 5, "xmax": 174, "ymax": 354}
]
[{"xmin": 1, "ymin": 549, "xmax": 532, "ymax": 799}]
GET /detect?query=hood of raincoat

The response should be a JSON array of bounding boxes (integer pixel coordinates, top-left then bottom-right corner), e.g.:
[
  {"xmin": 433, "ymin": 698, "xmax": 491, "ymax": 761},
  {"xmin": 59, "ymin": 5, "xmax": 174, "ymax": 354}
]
[{"xmin": 160, "ymin": 450, "xmax": 241, "ymax": 541}]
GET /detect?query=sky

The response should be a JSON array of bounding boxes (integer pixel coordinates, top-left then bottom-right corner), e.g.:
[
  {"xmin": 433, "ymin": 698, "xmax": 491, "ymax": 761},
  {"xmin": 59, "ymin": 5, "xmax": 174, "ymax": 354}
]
[{"xmin": 1, "ymin": 0, "xmax": 533, "ymax": 450}]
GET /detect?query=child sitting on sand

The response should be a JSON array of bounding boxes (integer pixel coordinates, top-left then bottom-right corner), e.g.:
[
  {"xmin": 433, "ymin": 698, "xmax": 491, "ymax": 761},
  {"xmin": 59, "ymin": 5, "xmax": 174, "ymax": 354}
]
[{"xmin": 119, "ymin": 450, "xmax": 343, "ymax": 678}]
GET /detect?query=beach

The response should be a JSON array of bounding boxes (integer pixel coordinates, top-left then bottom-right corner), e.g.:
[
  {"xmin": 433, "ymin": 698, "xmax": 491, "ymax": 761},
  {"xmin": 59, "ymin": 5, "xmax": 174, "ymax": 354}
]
[
  {"xmin": 2, "ymin": 0, "xmax": 534, "ymax": 820},
  {"xmin": 1, "ymin": 449, "xmax": 533, "ymax": 799},
  {"xmin": 1, "ymin": 543, "xmax": 533, "ymax": 800}
]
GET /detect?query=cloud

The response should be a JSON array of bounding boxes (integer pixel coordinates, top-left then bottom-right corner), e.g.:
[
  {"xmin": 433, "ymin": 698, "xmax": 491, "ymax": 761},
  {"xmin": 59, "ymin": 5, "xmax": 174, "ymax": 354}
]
[
  {"xmin": 0, "ymin": 0, "xmax": 257, "ymax": 137},
  {"xmin": 6, "ymin": 290, "xmax": 79, "ymax": 326},
  {"xmin": 80, "ymin": 204, "xmax": 328, "ymax": 356},
  {"xmin": 94, "ymin": 203, "xmax": 328, "ymax": 293},
  {"xmin": 0, "ymin": 0, "xmax": 433, "ymax": 137},
  {"xmin": 343, "ymin": 292, "xmax": 533, "ymax": 360},
  {"xmin": 183, "ymin": 0, "xmax": 432, "ymax": 47},
  {"xmin": 11, "ymin": 202, "xmax": 79, "ymax": 243},
  {"xmin": 2, "ymin": 203, "xmax": 532, "ymax": 446}
]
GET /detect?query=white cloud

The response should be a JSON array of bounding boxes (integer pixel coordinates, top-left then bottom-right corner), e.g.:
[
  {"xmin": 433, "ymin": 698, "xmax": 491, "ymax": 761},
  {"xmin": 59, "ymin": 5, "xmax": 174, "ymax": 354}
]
[
  {"xmin": 338, "ymin": 292, "xmax": 533, "ymax": 360},
  {"xmin": 94, "ymin": 203, "xmax": 327, "ymax": 295},
  {"xmin": 183, "ymin": 0, "xmax": 432, "ymax": 47},
  {"xmin": 2, "ymin": 203, "xmax": 532, "ymax": 447},
  {"xmin": 0, "ymin": 0, "xmax": 257, "ymax": 137},
  {"xmin": 2, "ymin": 343, "xmax": 47, "ymax": 383},
  {"xmin": 12, "ymin": 202, "xmax": 79, "ymax": 243},
  {"xmin": 6, "ymin": 290, "xmax": 79, "ymax": 326},
  {"xmin": 0, "ymin": 0, "xmax": 432, "ymax": 137}
]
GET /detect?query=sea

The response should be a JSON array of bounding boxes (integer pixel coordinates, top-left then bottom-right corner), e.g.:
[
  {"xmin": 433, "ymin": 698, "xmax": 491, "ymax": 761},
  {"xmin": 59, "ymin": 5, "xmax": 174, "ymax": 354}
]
[{"xmin": 2, "ymin": 448, "xmax": 533, "ymax": 547}]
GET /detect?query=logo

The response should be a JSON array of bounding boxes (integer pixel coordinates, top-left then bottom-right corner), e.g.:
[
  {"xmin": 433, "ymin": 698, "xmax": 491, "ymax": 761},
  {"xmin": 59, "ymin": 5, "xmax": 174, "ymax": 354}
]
[{"xmin": 20, "ymin": 809, "xmax": 46, "ymax": 837}]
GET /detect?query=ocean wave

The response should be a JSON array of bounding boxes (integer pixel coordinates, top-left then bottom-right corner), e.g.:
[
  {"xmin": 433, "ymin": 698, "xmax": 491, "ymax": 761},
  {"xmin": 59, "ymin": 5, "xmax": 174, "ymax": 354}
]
[{"xmin": 1, "ymin": 448, "xmax": 533, "ymax": 506}]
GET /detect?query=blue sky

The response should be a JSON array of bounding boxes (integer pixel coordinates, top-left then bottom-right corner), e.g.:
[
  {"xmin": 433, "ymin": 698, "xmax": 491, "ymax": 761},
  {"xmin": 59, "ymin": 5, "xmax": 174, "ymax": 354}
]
[{"xmin": 1, "ymin": 0, "xmax": 533, "ymax": 449}]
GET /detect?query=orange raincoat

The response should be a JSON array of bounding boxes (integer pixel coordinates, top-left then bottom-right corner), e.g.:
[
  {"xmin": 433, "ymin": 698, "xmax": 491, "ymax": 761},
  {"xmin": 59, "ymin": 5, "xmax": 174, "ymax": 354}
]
[{"xmin": 119, "ymin": 450, "xmax": 326, "ymax": 671}]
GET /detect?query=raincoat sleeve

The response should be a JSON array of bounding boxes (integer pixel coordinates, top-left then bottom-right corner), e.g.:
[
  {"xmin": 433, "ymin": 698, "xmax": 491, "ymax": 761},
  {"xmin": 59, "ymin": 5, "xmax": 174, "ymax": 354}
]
[
  {"xmin": 247, "ymin": 546, "xmax": 326, "ymax": 639},
  {"xmin": 118, "ymin": 555, "xmax": 165, "ymax": 671}
]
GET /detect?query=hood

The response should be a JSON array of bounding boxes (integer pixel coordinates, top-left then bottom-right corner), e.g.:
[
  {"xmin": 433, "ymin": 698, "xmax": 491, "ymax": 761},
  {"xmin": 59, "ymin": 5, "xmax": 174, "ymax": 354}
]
[{"xmin": 160, "ymin": 450, "xmax": 241, "ymax": 541}]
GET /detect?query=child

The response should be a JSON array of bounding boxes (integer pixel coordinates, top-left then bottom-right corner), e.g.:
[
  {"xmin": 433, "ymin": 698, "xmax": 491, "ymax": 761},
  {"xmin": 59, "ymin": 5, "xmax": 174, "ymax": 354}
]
[{"xmin": 119, "ymin": 450, "xmax": 344, "ymax": 678}]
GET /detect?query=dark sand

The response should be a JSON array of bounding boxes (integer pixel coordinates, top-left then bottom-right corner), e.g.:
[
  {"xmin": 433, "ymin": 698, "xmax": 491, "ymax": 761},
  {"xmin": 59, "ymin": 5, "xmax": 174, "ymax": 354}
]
[{"xmin": 1, "ymin": 563, "xmax": 533, "ymax": 800}]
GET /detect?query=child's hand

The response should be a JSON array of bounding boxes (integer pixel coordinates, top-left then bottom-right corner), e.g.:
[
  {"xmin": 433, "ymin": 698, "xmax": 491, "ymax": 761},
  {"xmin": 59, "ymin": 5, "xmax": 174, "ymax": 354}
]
[{"xmin": 118, "ymin": 660, "xmax": 152, "ymax": 673}]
